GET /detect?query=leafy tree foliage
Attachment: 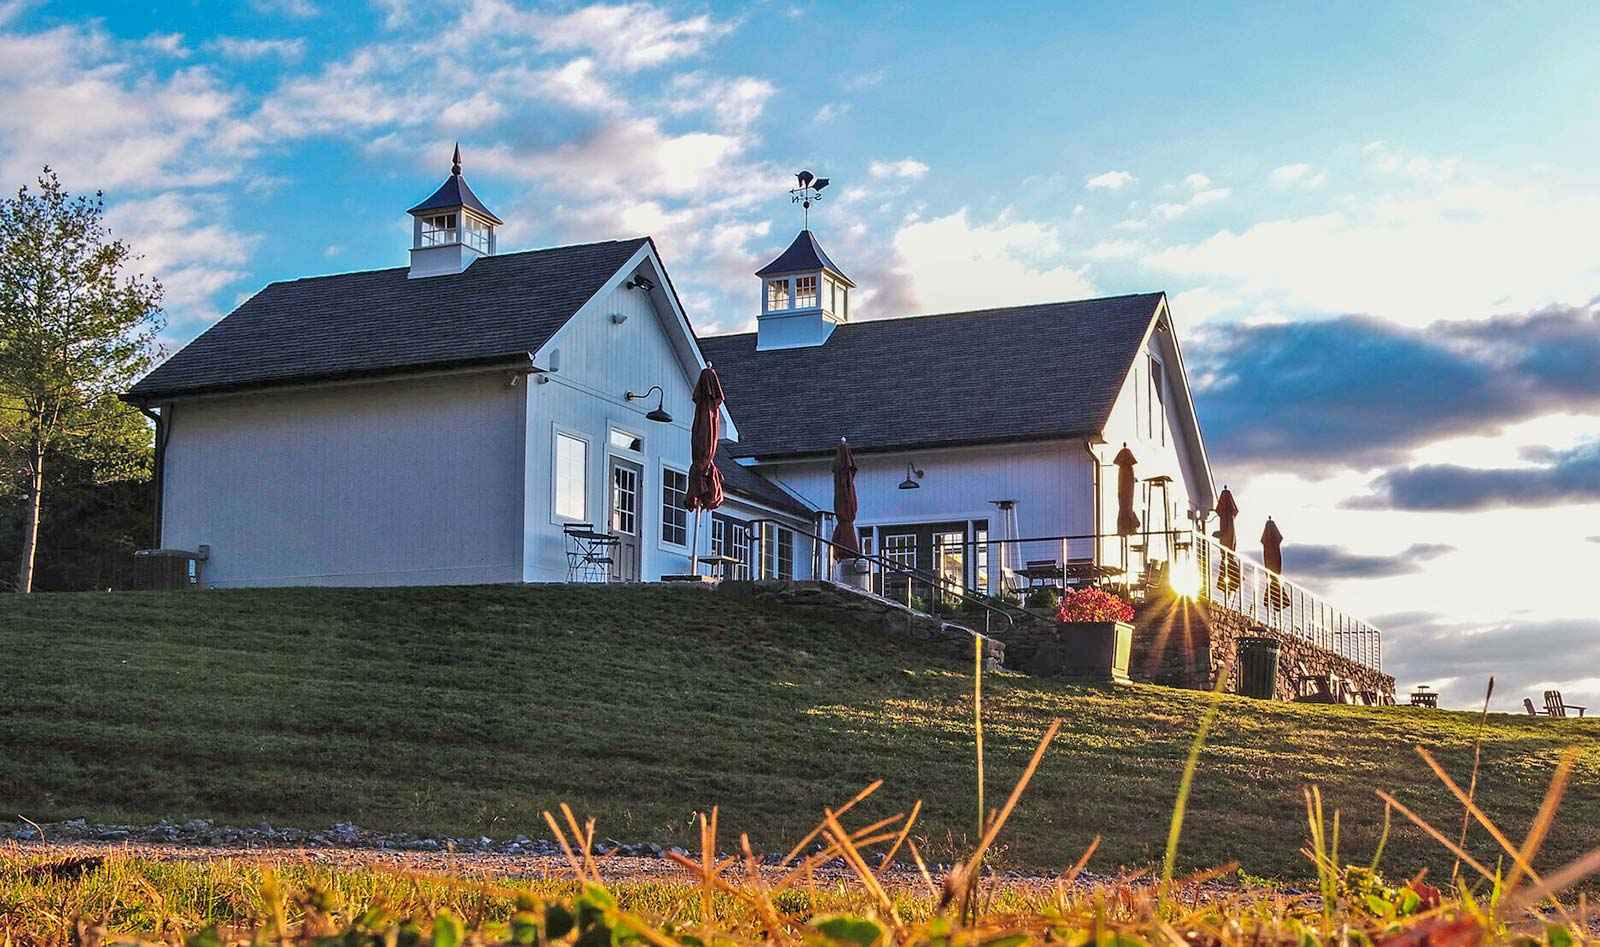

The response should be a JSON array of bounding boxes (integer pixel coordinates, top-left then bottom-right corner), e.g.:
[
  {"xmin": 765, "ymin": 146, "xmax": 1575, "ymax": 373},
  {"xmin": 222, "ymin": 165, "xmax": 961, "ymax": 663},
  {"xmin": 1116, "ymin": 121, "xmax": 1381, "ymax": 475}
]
[{"xmin": 0, "ymin": 168, "xmax": 164, "ymax": 591}]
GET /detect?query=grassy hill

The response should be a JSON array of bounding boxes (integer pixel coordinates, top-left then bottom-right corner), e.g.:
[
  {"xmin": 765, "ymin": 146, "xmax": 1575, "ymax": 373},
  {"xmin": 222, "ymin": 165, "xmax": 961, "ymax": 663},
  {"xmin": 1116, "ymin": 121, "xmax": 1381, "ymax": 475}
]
[{"xmin": 3, "ymin": 583, "xmax": 1597, "ymax": 879}]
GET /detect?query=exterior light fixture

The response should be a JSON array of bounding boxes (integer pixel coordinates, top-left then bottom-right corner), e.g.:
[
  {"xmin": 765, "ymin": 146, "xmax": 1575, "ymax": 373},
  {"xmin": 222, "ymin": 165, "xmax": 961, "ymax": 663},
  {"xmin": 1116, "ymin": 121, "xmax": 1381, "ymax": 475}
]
[
  {"xmin": 898, "ymin": 461, "xmax": 924, "ymax": 490},
  {"xmin": 624, "ymin": 275, "xmax": 655, "ymax": 292},
  {"xmin": 626, "ymin": 385, "xmax": 672, "ymax": 423}
]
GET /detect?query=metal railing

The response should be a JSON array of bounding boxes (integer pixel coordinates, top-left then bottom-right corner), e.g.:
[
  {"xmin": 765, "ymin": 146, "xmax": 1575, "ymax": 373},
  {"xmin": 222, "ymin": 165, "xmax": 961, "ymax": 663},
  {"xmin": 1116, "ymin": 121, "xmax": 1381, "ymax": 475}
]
[
  {"xmin": 745, "ymin": 517, "xmax": 1049, "ymax": 638},
  {"xmin": 1187, "ymin": 530, "xmax": 1383, "ymax": 672}
]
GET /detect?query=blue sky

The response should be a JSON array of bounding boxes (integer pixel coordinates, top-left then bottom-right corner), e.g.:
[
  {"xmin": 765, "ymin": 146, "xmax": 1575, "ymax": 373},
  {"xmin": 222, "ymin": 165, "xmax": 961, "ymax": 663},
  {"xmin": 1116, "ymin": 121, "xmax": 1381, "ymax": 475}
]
[{"xmin": 3, "ymin": 0, "xmax": 1598, "ymax": 709}]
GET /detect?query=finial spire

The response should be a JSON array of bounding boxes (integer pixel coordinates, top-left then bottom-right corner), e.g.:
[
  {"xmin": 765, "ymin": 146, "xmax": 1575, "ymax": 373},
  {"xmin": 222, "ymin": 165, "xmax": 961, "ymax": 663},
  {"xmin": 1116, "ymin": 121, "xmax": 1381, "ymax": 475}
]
[{"xmin": 451, "ymin": 142, "xmax": 462, "ymax": 176}]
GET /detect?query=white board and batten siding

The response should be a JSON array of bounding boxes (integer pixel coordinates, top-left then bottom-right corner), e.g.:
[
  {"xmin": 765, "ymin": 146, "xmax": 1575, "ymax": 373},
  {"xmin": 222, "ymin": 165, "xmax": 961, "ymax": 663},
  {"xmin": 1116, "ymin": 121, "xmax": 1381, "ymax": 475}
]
[
  {"xmin": 160, "ymin": 370, "xmax": 528, "ymax": 588},
  {"xmin": 749, "ymin": 441, "xmax": 1096, "ymax": 567}
]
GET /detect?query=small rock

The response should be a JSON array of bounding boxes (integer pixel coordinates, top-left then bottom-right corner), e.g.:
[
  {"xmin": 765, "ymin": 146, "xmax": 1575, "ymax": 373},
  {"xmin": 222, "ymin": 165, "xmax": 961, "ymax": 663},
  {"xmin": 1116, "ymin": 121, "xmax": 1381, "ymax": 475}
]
[
  {"xmin": 96, "ymin": 829, "xmax": 130, "ymax": 841},
  {"xmin": 182, "ymin": 819, "xmax": 213, "ymax": 834},
  {"xmin": 406, "ymin": 838, "xmax": 442, "ymax": 852}
]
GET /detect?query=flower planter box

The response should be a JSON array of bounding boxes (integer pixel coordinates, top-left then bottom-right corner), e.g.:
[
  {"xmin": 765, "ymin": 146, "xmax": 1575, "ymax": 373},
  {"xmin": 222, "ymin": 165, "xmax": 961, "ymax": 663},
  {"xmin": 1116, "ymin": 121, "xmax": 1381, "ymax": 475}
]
[{"xmin": 1052, "ymin": 620, "xmax": 1134, "ymax": 685}]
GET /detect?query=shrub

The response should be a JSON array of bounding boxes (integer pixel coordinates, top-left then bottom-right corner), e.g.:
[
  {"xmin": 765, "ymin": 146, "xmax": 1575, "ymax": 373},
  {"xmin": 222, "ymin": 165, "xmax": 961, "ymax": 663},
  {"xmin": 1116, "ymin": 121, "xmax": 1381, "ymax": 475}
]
[{"xmin": 1056, "ymin": 586, "xmax": 1134, "ymax": 623}]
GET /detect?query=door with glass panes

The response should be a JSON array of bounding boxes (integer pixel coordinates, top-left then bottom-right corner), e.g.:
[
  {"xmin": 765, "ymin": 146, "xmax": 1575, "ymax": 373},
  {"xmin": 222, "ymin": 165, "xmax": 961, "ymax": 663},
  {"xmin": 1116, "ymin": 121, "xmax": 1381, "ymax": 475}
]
[{"xmin": 608, "ymin": 457, "xmax": 643, "ymax": 581}]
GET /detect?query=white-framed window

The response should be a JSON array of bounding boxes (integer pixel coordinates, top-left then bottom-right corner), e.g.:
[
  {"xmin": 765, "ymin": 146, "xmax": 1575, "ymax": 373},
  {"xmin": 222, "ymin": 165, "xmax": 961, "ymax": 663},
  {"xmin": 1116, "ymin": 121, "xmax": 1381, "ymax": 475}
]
[
  {"xmin": 420, "ymin": 213, "xmax": 457, "ymax": 247},
  {"xmin": 760, "ymin": 523, "xmax": 795, "ymax": 579},
  {"xmin": 661, "ymin": 467, "xmax": 689, "ymax": 547},
  {"xmin": 839, "ymin": 285, "xmax": 848, "ymax": 319},
  {"xmin": 712, "ymin": 516, "xmax": 752, "ymax": 580},
  {"xmin": 553, "ymin": 430, "xmax": 588, "ymax": 522},
  {"xmin": 766, "ymin": 278, "xmax": 790, "ymax": 311},
  {"xmin": 464, "ymin": 214, "xmax": 492, "ymax": 253},
  {"xmin": 1149, "ymin": 355, "xmax": 1167, "ymax": 445},
  {"xmin": 795, "ymin": 274, "xmax": 818, "ymax": 308},
  {"xmin": 609, "ymin": 427, "xmax": 642, "ymax": 453}
]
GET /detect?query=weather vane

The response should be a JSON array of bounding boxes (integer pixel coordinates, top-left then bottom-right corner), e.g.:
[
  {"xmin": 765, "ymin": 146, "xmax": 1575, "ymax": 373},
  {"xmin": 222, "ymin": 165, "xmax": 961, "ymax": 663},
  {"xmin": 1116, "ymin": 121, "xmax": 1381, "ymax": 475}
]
[{"xmin": 789, "ymin": 170, "xmax": 830, "ymax": 228}]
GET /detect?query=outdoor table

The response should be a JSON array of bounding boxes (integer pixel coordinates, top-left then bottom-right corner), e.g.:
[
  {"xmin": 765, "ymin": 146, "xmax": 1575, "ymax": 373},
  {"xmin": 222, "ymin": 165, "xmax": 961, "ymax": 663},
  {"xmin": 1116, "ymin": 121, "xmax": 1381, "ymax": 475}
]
[
  {"xmin": 698, "ymin": 554, "xmax": 741, "ymax": 579},
  {"xmin": 563, "ymin": 524, "xmax": 620, "ymax": 582}
]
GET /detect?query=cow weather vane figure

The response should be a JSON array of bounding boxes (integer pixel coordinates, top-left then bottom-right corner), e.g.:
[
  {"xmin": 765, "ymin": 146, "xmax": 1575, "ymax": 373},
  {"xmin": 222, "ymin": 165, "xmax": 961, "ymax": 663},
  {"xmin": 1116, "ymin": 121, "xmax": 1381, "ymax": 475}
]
[{"xmin": 789, "ymin": 170, "xmax": 830, "ymax": 228}]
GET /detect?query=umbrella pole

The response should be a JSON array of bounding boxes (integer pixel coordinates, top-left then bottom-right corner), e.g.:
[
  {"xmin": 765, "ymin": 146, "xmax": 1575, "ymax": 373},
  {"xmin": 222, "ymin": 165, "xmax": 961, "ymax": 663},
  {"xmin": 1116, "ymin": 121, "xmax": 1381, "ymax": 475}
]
[{"xmin": 690, "ymin": 507, "xmax": 703, "ymax": 576}]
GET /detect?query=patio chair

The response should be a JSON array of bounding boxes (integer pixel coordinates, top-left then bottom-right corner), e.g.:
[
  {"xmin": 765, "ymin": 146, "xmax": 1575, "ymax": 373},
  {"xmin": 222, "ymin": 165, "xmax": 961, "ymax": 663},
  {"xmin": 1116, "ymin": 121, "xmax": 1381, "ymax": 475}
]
[
  {"xmin": 1544, "ymin": 690, "xmax": 1587, "ymax": 718},
  {"xmin": 1524, "ymin": 698, "xmax": 1550, "ymax": 717}
]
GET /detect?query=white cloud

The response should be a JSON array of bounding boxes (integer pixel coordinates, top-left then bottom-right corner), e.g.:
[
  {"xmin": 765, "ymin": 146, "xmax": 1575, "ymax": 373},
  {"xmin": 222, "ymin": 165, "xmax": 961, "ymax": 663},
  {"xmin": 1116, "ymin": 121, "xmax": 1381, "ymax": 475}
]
[
  {"xmin": 868, "ymin": 158, "xmax": 929, "ymax": 180},
  {"xmin": 206, "ymin": 36, "xmax": 306, "ymax": 61},
  {"xmin": 1268, "ymin": 162, "xmax": 1327, "ymax": 189},
  {"xmin": 666, "ymin": 72, "xmax": 775, "ymax": 129},
  {"xmin": 1152, "ymin": 186, "xmax": 1230, "ymax": 220},
  {"xmin": 1183, "ymin": 172, "xmax": 1212, "ymax": 191},
  {"xmin": 526, "ymin": 58, "xmax": 623, "ymax": 113},
  {"xmin": 1084, "ymin": 238, "xmax": 1142, "ymax": 261},
  {"xmin": 251, "ymin": 0, "xmax": 318, "ymax": 16},
  {"xmin": 1145, "ymin": 169, "xmax": 1600, "ymax": 326},
  {"xmin": 1364, "ymin": 141, "xmax": 1459, "ymax": 184},
  {"xmin": 815, "ymin": 102, "xmax": 849, "ymax": 123},
  {"xmin": 884, "ymin": 208, "xmax": 1097, "ymax": 315},
  {"xmin": 456, "ymin": 0, "xmax": 732, "ymax": 71},
  {"xmin": 1086, "ymin": 170, "xmax": 1135, "ymax": 190},
  {"xmin": 105, "ymin": 192, "xmax": 255, "ymax": 329},
  {"xmin": 142, "ymin": 32, "xmax": 188, "ymax": 57}
]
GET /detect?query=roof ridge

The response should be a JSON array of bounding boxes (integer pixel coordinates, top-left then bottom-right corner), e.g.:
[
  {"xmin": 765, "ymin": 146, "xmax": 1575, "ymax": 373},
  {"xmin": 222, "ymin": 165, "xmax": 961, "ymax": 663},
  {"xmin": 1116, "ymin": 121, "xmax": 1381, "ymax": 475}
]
[
  {"xmin": 268, "ymin": 237, "xmax": 650, "ymax": 287},
  {"xmin": 701, "ymin": 290, "xmax": 1167, "ymax": 340}
]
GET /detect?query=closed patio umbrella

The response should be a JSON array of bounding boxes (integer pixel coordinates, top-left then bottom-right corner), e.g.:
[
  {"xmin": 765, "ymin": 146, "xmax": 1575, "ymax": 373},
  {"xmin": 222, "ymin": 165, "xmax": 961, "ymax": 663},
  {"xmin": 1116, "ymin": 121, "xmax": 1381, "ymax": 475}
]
[
  {"xmin": 831, "ymin": 438, "xmax": 861, "ymax": 561},
  {"xmin": 1214, "ymin": 486, "xmax": 1239, "ymax": 551},
  {"xmin": 1261, "ymin": 516, "xmax": 1283, "ymax": 574},
  {"xmin": 686, "ymin": 366, "xmax": 725, "ymax": 574},
  {"xmin": 1114, "ymin": 444, "xmax": 1141, "ymax": 536}
]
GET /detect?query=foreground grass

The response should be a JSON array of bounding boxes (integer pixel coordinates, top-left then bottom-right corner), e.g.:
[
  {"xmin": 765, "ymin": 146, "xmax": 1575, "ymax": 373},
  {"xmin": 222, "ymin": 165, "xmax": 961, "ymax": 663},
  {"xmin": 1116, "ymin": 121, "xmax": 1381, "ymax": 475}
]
[{"xmin": 2, "ymin": 584, "xmax": 1597, "ymax": 880}]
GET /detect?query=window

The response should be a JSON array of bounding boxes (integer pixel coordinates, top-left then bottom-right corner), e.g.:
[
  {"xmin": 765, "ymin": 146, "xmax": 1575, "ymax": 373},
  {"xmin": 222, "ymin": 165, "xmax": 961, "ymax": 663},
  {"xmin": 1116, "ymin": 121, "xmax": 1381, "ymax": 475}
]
[
  {"xmin": 795, "ymin": 274, "xmax": 818, "ymax": 308},
  {"xmin": 975, "ymin": 524, "xmax": 989, "ymax": 594},
  {"xmin": 662, "ymin": 468, "xmax": 688, "ymax": 546},
  {"xmin": 609, "ymin": 428, "xmax": 642, "ymax": 452},
  {"xmin": 884, "ymin": 533, "xmax": 917, "ymax": 569},
  {"xmin": 839, "ymin": 286, "xmax": 848, "ymax": 319},
  {"xmin": 712, "ymin": 516, "xmax": 751, "ymax": 580},
  {"xmin": 553, "ymin": 432, "xmax": 587, "ymax": 521},
  {"xmin": 828, "ymin": 278, "xmax": 837, "ymax": 312},
  {"xmin": 611, "ymin": 464, "xmax": 637, "ymax": 535},
  {"xmin": 760, "ymin": 523, "xmax": 794, "ymax": 579},
  {"xmin": 1149, "ymin": 356, "xmax": 1166, "ymax": 445},
  {"xmin": 767, "ymin": 278, "xmax": 790, "ymax": 311},
  {"xmin": 420, "ymin": 213, "xmax": 457, "ymax": 247},
  {"xmin": 464, "ymin": 214, "xmax": 492, "ymax": 253}
]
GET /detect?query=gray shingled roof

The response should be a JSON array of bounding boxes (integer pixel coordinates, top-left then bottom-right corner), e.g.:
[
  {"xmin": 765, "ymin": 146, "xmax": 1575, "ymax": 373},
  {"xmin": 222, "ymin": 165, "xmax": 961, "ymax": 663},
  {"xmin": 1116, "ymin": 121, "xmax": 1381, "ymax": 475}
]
[
  {"xmin": 715, "ymin": 443, "xmax": 812, "ymax": 516},
  {"xmin": 699, "ymin": 292, "xmax": 1166, "ymax": 459},
  {"xmin": 407, "ymin": 172, "xmax": 504, "ymax": 224},
  {"xmin": 754, "ymin": 230, "xmax": 853, "ymax": 285},
  {"xmin": 126, "ymin": 239, "xmax": 649, "ymax": 401}
]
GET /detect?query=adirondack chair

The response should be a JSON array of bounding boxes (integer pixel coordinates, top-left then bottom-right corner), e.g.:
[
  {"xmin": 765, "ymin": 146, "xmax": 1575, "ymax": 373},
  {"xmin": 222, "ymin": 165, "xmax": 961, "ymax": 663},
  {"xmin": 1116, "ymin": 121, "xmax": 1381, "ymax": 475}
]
[
  {"xmin": 1524, "ymin": 698, "xmax": 1550, "ymax": 717},
  {"xmin": 1544, "ymin": 690, "xmax": 1587, "ymax": 718}
]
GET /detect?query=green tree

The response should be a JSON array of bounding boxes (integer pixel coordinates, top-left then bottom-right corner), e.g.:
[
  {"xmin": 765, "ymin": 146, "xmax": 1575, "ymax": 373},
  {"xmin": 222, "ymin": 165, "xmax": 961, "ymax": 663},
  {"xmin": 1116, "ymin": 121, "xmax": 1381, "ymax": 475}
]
[{"xmin": 0, "ymin": 168, "xmax": 163, "ymax": 592}]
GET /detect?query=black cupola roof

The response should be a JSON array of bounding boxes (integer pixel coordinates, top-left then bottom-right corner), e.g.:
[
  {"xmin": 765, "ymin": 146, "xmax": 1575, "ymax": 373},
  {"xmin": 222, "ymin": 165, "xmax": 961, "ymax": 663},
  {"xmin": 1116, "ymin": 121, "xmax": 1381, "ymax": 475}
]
[{"xmin": 407, "ymin": 144, "xmax": 504, "ymax": 225}]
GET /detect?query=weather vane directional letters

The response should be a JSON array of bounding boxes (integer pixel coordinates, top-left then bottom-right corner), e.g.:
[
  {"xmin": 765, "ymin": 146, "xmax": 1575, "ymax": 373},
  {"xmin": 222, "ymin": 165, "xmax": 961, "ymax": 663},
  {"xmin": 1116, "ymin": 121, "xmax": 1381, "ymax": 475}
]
[{"xmin": 789, "ymin": 170, "xmax": 830, "ymax": 228}]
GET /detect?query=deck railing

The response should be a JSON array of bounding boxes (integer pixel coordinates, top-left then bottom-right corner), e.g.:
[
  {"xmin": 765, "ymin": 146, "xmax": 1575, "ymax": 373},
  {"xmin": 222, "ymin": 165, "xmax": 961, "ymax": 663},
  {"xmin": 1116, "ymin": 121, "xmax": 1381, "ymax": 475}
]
[{"xmin": 1185, "ymin": 529, "xmax": 1383, "ymax": 672}]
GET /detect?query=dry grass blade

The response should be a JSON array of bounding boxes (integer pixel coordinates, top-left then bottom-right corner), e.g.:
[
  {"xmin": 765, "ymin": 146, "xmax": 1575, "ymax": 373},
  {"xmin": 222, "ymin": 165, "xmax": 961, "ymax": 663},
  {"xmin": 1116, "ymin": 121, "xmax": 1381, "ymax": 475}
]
[
  {"xmin": 875, "ymin": 799, "xmax": 922, "ymax": 878},
  {"xmin": 775, "ymin": 813, "xmax": 906, "ymax": 888},
  {"xmin": 961, "ymin": 717, "xmax": 1063, "ymax": 876},
  {"xmin": 1502, "ymin": 847, "xmax": 1600, "ymax": 920},
  {"xmin": 1454, "ymin": 676, "xmax": 1494, "ymax": 882},
  {"xmin": 906, "ymin": 838, "xmax": 939, "ymax": 898},
  {"xmin": 821, "ymin": 808, "xmax": 901, "ymax": 929},
  {"xmin": 1374, "ymin": 790, "xmax": 1495, "ymax": 883},
  {"xmin": 542, "ymin": 809, "xmax": 589, "ymax": 882},
  {"xmin": 778, "ymin": 778, "xmax": 883, "ymax": 867},
  {"xmin": 1507, "ymin": 749, "xmax": 1577, "ymax": 893},
  {"xmin": 1060, "ymin": 835, "xmax": 1102, "ymax": 890}
]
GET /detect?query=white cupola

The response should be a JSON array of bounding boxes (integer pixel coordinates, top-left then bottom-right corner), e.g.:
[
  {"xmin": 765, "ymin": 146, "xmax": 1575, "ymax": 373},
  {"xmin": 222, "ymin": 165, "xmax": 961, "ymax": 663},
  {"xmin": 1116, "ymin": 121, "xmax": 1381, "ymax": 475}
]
[
  {"xmin": 755, "ymin": 229, "xmax": 854, "ymax": 350},
  {"xmin": 406, "ymin": 144, "xmax": 503, "ymax": 278}
]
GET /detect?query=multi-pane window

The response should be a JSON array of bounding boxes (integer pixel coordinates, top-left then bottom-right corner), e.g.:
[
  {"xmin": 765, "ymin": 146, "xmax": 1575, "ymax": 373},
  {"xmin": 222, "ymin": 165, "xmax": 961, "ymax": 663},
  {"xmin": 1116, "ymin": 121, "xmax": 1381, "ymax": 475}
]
[
  {"xmin": 766, "ymin": 278, "xmax": 790, "ymax": 311},
  {"xmin": 662, "ymin": 469, "xmax": 688, "ymax": 546},
  {"xmin": 712, "ymin": 517, "xmax": 752, "ymax": 580},
  {"xmin": 609, "ymin": 428, "xmax": 642, "ymax": 452},
  {"xmin": 975, "ymin": 525, "xmax": 989, "ymax": 595},
  {"xmin": 611, "ymin": 465, "xmax": 637, "ymax": 535},
  {"xmin": 420, "ymin": 213, "xmax": 457, "ymax": 247},
  {"xmin": 795, "ymin": 275, "xmax": 818, "ymax": 308},
  {"xmin": 839, "ymin": 286, "xmax": 848, "ymax": 319},
  {"xmin": 884, "ymin": 534, "xmax": 917, "ymax": 569},
  {"xmin": 464, "ymin": 214, "xmax": 492, "ymax": 253},
  {"xmin": 760, "ymin": 523, "xmax": 795, "ymax": 579},
  {"xmin": 553, "ymin": 432, "xmax": 587, "ymax": 520}
]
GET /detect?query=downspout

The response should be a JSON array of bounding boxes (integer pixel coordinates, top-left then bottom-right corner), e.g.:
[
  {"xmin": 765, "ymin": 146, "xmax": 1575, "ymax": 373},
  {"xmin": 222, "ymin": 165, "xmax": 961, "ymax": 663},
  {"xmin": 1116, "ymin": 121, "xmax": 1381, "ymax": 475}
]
[
  {"xmin": 1082, "ymin": 438, "xmax": 1101, "ymax": 567},
  {"xmin": 136, "ymin": 403, "xmax": 171, "ymax": 548}
]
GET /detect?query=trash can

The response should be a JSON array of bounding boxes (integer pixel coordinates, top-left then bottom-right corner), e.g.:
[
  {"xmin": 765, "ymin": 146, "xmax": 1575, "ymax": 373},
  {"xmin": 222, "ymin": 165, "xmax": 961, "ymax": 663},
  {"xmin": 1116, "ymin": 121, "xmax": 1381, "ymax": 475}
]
[{"xmin": 1237, "ymin": 636, "xmax": 1281, "ymax": 699}]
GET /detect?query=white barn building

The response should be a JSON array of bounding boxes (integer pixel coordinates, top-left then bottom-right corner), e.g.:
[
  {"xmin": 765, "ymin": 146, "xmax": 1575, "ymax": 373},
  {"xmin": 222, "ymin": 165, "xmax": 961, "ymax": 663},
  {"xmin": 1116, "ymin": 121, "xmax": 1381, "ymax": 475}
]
[{"xmin": 124, "ymin": 154, "xmax": 1213, "ymax": 592}]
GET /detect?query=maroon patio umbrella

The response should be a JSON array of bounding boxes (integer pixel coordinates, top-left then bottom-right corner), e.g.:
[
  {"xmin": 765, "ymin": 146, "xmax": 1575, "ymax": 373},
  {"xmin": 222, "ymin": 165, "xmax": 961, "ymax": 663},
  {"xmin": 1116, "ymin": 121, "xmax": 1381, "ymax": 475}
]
[
  {"xmin": 1213, "ymin": 486, "xmax": 1239, "ymax": 551},
  {"xmin": 1113, "ymin": 444, "xmax": 1141, "ymax": 536},
  {"xmin": 685, "ymin": 366, "xmax": 725, "ymax": 574},
  {"xmin": 831, "ymin": 438, "xmax": 861, "ymax": 561},
  {"xmin": 1261, "ymin": 516, "xmax": 1283, "ymax": 574}
]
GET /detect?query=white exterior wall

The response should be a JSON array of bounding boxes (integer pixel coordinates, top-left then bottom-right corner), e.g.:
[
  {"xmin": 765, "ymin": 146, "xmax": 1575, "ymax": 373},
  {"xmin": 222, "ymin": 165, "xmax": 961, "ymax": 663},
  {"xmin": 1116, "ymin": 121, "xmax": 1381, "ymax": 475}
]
[
  {"xmin": 1094, "ymin": 327, "xmax": 1206, "ymax": 569},
  {"xmin": 748, "ymin": 440, "xmax": 1094, "ymax": 576},
  {"xmin": 160, "ymin": 371, "xmax": 527, "ymax": 587},
  {"xmin": 520, "ymin": 260, "xmax": 705, "ymax": 582}
]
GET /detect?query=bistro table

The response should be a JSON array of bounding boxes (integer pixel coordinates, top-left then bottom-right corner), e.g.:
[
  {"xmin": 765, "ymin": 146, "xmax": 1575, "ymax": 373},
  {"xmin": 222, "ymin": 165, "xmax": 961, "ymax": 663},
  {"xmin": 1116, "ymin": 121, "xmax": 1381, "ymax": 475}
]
[
  {"xmin": 698, "ymin": 554, "xmax": 741, "ymax": 580},
  {"xmin": 563, "ymin": 523, "xmax": 620, "ymax": 582}
]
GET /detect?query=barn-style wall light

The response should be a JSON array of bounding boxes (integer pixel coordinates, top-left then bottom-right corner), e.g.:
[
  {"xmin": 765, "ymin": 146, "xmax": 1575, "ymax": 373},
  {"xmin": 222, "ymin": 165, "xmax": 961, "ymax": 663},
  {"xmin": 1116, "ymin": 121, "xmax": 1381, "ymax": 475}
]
[
  {"xmin": 898, "ymin": 461, "xmax": 924, "ymax": 490},
  {"xmin": 626, "ymin": 385, "xmax": 672, "ymax": 423}
]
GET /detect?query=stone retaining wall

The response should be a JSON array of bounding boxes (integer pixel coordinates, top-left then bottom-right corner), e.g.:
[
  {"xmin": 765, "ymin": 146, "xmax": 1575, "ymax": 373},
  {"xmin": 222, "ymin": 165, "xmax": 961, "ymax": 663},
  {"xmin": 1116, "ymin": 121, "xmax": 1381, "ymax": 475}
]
[{"xmin": 1130, "ymin": 591, "xmax": 1396, "ymax": 702}]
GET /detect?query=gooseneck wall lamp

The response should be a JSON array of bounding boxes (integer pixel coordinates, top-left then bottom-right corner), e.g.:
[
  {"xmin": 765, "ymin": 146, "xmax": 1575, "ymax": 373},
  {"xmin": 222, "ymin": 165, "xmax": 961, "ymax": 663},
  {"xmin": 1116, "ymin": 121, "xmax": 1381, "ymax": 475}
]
[
  {"xmin": 898, "ymin": 461, "xmax": 924, "ymax": 490},
  {"xmin": 626, "ymin": 385, "xmax": 673, "ymax": 423}
]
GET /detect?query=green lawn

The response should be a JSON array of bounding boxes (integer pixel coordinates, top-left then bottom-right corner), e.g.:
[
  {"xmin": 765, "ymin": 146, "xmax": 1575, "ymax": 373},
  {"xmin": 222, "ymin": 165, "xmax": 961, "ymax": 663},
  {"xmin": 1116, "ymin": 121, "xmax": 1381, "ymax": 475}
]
[{"xmin": 2, "ymin": 583, "xmax": 1596, "ymax": 879}]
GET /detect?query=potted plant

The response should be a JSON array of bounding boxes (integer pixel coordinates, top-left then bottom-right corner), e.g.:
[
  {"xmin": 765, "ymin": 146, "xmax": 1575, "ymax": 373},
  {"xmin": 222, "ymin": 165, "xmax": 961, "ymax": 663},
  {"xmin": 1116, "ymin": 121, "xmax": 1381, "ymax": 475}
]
[{"xmin": 1052, "ymin": 587, "xmax": 1136, "ymax": 685}]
